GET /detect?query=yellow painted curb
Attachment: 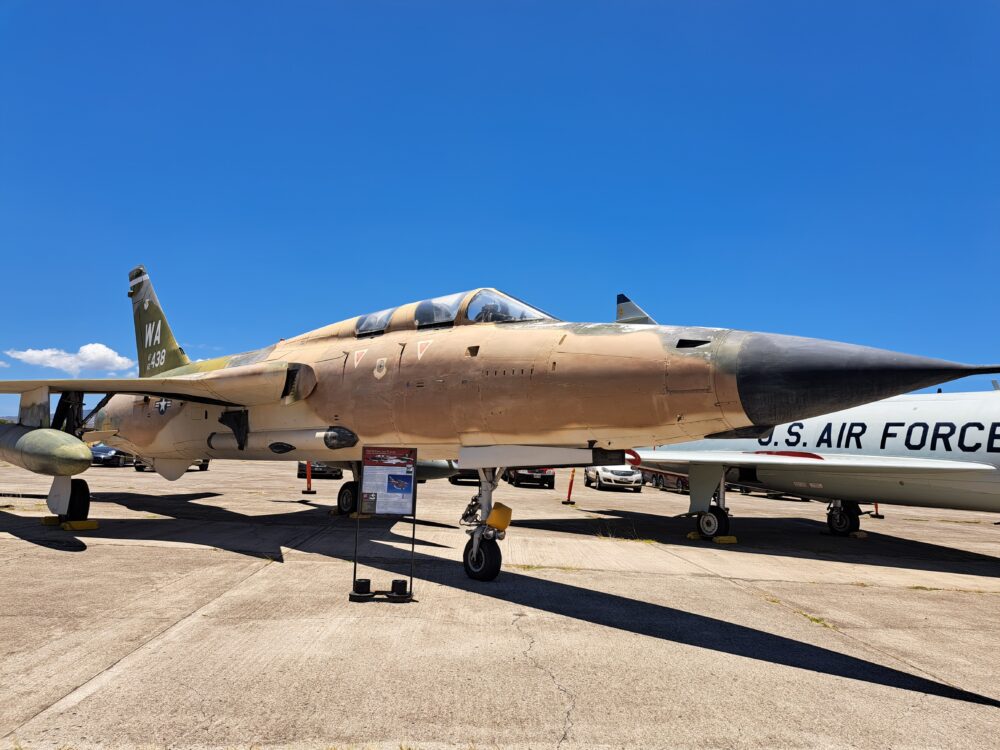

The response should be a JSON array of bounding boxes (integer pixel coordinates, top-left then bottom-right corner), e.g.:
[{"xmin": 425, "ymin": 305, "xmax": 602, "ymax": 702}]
[
  {"xmin": 685, "ymin": 531, "xmax": 702, "ymax": 540},
  {"xmin": 60, "ymin": 520, "xmax": 99, "ymax": 531},
  {"xmin": 713, "ymin": 535, "xmax": 739, "ymax": 545},
  {"xmin": 350, "ymin": 513, "xmax": 372, "ymax": 520},
  {"xmin": 41, "ymin": 516, "xmax": 61, "ymax": 526}
]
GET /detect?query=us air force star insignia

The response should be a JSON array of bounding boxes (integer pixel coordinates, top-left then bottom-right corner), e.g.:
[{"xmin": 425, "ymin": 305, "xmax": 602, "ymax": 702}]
[
  {"xmin": 155, "ymin": 398, "xmax": 172, "ymax": 415},
  {"xmin": 373, "ymin": 357, "xmax": 388, "ymax": 380},
  {"xmin": 354, "ymin": 349, "xmax": 367, "ymax": 368},
  {"xmin": 417, "ymin": 340, "xmax": 432, "ymax": 360}
]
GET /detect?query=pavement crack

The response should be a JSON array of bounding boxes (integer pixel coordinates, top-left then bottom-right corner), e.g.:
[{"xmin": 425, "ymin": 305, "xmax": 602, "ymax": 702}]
[
  {"xmin": 0, "ymin": 557, "xmax": 274, "ymax": 743},
  {"xmin": 512, "ymin": 612, "xmax": 575, "ymax": 749}
]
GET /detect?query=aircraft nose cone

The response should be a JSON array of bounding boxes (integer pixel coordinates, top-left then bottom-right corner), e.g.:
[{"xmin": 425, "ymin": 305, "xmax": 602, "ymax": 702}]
[{"xmin": 735, "ymin": 333, "xmax": 1000, "ymax": 426}]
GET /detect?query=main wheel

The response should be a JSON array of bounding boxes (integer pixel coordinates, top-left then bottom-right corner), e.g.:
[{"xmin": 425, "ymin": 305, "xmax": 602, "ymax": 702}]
[
  {"xmin": 198, "ymin": 462, "xmax": 209, "ymax": 472},
  {"xmin": 827, "ymin": 508, "xmax": 860, "ymax": 536},
  {"xmin": 337, "ymin": 481, "xmax": 358, "ymax": 514},
  {"xmin": 697, "ymin": 506, "xmax": 730, "ymax": 538},
  {"xmin": 61, "ymin": 479, "xmax": 91, "ymax": 522},
  {"xmin": 463, "ymin": 537, "xmax": 502, "ymax": 581}
]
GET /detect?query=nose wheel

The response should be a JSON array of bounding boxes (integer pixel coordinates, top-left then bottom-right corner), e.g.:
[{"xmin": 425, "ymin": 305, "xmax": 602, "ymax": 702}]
[
  {"xmin": 827, "ymin": 501, "xmax": 861, "ymax": 536},
  {"xmin": 463, "ymin": 537, "xmax": 502, "ymax": 580},
  {"xmin": 459, "ymin": 467, "xmax": 510, "ymax": 581}
]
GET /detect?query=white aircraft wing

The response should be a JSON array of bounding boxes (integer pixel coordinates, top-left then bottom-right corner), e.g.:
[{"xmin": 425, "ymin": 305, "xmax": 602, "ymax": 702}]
[{"xmin": 635, "ymin": 449, "xmax": 996, "ymax": 474}]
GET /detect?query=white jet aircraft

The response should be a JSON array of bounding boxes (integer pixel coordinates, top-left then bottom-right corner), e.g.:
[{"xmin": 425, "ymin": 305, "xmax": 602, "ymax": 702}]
[{"xmin": 635, "ymin": 390, "xmax": 1000, "ymax": 538}]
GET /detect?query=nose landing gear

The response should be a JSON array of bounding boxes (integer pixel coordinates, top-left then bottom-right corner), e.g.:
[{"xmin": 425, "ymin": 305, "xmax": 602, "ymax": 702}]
[
  {"xmin": 460, "ymin": 468, "xmax": 511, "ymax": 581},
  {"xmin": 827, "ymin": 500, "xmax": 862, "ymax": 536}
]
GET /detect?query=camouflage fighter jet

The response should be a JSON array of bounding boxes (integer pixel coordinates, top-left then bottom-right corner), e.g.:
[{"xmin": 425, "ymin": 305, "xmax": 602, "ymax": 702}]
[{"xmin": 2, "ymin": 269, "xmax": 998, "ymax": 580}]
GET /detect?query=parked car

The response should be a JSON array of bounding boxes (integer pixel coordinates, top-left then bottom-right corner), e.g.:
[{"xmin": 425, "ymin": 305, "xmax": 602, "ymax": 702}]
[
  {"xmin": 503, "ymin": 467, "xmax": 555, "ymax": 489},
  {"xmin": 584, "ymin": 464, "xmax": 642, "ymax": 492},
  {"xmin": 297, "ymin": 461, "xmax": 344, "ymax": 480},
  {"xmin": 90, "ymin": 443, "xmax": 134, "ymax": 467},
  {"xmin": 134, "ymin": 458, "xmax": 210, "ymax": 472}
]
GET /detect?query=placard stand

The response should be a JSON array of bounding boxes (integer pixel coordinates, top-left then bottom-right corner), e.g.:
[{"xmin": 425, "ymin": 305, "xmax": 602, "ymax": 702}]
[{"xmin": 349, "ymin": 446, "xmax": 417, "ymax": 603}]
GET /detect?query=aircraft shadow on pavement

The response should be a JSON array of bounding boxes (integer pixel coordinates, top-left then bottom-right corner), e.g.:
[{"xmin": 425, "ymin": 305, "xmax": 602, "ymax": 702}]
[
  {"xmin": 512, "ymin": 507, "xmax": 1000, "ymax": 580},
  {"xmin": 0, "ymin": 495, "xmax": 997, "ymax": 709}
]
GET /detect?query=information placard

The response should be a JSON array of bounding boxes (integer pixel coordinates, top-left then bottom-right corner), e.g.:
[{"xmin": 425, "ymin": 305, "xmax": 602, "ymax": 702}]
[{"xmin": 361, "ymin": 446, "xmax": 417, "ymax": 515}]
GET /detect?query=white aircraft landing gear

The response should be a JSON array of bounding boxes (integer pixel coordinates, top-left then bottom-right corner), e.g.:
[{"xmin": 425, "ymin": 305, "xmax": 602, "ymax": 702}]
[
  {"xmin": 688, "ymin": 464, "xmax": 731, "ymax": 538},
  {"xmin": 46, "ymin": 476, "xmax": 91, "ymax": 523},
  {"xmin": 460, "ymin": 468, "xmax": 510, "ymax": 581},
  {"xmin": 697, "ymin": 502, "xmax": 730, "ymax": 538},
  {"xmin": 827, "ymin": 500, "xmax": 861, "ymax": 536}
]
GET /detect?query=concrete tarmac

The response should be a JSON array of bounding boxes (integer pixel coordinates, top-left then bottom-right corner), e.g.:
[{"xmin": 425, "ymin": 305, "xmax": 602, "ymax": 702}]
[{"xmin": 0, "ymin": 460, "xmax": 998, "ymax": 749}]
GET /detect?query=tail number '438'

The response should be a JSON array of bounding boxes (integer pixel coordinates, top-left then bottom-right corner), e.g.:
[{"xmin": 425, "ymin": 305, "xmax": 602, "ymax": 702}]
[{"xmin": 147, "ymin": 349, "xmax": 166, "ymax": 369}]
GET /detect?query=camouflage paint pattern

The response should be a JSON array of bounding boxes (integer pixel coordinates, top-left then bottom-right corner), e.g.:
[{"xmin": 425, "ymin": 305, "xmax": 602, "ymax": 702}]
[{"xmin": 93, "ymin": 273, "xmax": 755, "ymax": 467}]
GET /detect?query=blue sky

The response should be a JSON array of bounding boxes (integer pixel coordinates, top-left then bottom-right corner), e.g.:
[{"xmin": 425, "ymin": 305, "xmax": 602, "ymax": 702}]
[{"xmin": 1, "ymin": 2, "xmax": 998, "ymax": 414}]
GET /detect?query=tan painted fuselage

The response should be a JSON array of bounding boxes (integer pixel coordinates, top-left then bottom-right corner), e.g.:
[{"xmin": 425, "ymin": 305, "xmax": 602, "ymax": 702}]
[{"xmin": 97, "ymin": 310, "xmax": 751, "ymax": 466}]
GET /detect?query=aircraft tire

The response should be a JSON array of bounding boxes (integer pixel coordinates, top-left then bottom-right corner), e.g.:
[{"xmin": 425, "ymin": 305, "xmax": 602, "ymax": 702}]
[
  {"xmin": 61, "ymin": 479, "xmax": 91, "ymax": 522},
  {"xmin": 338, "ymin": 481, "xmax": 358, "ymax": 515},
  {"xmin": 827, "ymin": 508, "xmax": 860, "ymax": 536},
  {"xmin": 697, "ymin": 507, "xmax": 729, "ymax": 538},
  {"xmin": 463, "ymin": 537, "xmax": 501, "ymax": 581}
]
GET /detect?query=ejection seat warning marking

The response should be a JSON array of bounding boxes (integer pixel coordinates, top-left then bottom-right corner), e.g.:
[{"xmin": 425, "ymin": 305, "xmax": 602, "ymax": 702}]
[
  {"xmin": 361, "ymin": 446, "xmax": 417, "ymax": 515},
  {"xmin": 354, "ymin": 349, "xmax": 367, "ymax": 368},
  {"xmin": 417, "ymin": 340, "xmax": 432, "ymax": 360}
]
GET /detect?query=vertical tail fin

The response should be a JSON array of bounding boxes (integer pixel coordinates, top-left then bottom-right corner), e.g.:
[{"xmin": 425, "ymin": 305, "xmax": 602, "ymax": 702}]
[
  {"xmin": 128, "ymin": 265, "xmax": 190, "ymax": 377},
  {"xmin": 615, "ymin": 293, "xmax": 658, "ymax": 325}
]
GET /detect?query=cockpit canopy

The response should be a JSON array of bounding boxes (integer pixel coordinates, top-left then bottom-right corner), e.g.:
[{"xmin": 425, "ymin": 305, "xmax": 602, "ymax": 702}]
[{"xmin": 355, "ymin": 288, "xmax": 554, "ymax": 337}]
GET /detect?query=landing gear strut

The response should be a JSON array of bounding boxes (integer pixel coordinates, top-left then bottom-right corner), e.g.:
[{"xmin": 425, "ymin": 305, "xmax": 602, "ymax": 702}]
[
  {"xmin": 688, "ymin": 464, "xmax": 731, "ymax": 538},
  {"xmin": 460, "ymin": 468, "xmax": 508, "ymax": 581},
  {"xmin": 827, "ymin": 500, "xmax": 861, "ymax": 536}
]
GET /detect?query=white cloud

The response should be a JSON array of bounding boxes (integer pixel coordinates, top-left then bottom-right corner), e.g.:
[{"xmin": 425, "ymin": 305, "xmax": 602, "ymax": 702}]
[
  {"xmin": 4, "ymin": 343, "xmax": 135, "ymax": 376},
  {"xmin": 0, "ymin": 360, "xmax": 8, "ymax": 368}
]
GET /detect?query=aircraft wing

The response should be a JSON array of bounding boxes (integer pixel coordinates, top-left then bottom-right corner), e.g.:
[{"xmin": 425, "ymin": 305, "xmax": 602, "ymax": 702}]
[
  {"xmin": 0, "ymin": 361, "xmax": 315, "ymax": 407},
  {"xmin": 634, "ymin": 449, "xmax": 996, "ymax": 474}
]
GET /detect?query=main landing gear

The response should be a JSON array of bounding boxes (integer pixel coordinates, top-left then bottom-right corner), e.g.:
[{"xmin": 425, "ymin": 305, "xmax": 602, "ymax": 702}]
[
  {"xmin": 687, "ymin": 464, "xmax": 732, "ymax": 539},
  {"xmin": 46, "ymin": 476, "xmax": 91, "ymax": 523},
  {"xmin": 460, "ymin": 468, "xmax": 511, "ymax": 581},
  {"xmin": 337, "ymin": 462, "xmax": 362, "ymax": 515},
  {"xmin": 827, "ymin": 500, "xmax": 862, "ymax": 536},
  {"xmin": 697, "ymin": 502, "xmax": 730, "ymax": 538}
]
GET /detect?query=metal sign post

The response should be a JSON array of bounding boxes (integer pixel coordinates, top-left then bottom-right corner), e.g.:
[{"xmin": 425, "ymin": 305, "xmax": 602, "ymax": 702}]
[{"xmin": 349, "ymin": 446, "xmax": 418, "ymax": 603}]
